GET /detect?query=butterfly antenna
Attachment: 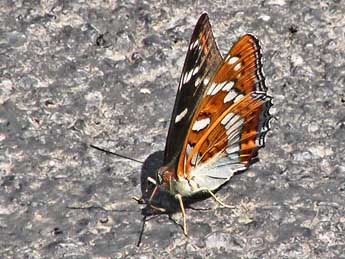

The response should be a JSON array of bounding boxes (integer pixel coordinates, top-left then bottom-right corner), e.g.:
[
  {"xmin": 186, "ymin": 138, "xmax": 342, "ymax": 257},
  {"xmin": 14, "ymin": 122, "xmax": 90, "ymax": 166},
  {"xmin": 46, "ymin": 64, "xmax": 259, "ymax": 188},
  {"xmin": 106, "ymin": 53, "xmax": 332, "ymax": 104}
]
[
  {"xmin": 90, "ymin": 144, "xmax": 144, "ymax": 164},
  {"xmin": 137, "ymin": 215, "xmax": 147, "ymax": 247}
]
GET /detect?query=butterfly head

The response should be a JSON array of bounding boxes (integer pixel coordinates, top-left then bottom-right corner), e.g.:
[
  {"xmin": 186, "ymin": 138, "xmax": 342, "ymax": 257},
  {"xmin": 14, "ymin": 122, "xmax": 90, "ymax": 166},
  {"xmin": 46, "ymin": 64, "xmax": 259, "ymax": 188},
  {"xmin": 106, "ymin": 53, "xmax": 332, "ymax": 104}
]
[
  {"xmin": 134, "ymin": 166, "xmax": 177, "ymax": 214},
  {"xmin": 156, "ymin": 166, "xmax": 175, "ymax": 188}
]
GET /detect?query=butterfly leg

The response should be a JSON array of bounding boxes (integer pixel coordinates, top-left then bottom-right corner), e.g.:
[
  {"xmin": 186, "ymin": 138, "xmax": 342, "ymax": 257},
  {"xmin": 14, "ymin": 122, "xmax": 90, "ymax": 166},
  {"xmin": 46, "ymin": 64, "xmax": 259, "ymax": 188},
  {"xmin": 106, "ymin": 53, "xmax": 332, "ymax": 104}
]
[
  {"xmin": 132, "ymin": 196, "xmax": 145, "ymax": 203},
  {"xmin": 203, "ymin": 188, "xmax": 235, "ymax": 209},
  {"xmin": 175, "ymin": 194, "xmax": 188, "ymax": 236},
  {"xmin": 146, "ymin": 184, "xmax": 166, "ymax": 212},
  {"xmin": 146, "ymin": 176, "xmax": 157, "ymax": 192},
  {"xmin": 132, "ymin": 177, "xmax": 159, "ymax": 204}
]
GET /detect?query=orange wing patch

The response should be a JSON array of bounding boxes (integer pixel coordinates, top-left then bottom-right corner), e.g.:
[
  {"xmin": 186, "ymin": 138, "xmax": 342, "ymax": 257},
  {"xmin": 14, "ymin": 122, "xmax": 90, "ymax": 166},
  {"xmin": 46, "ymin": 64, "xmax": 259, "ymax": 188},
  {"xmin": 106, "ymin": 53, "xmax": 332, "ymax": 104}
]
[
  {"xmin": 184, "ymin": 93, "xmax": 270, "ymax": 175},
  {"xmin": 177, "ymin": 34, "xmax": 267, "ymax": 178},
  {"xmin": 214, "ymin": 34, "xmax": 264, "ymax": 94}
]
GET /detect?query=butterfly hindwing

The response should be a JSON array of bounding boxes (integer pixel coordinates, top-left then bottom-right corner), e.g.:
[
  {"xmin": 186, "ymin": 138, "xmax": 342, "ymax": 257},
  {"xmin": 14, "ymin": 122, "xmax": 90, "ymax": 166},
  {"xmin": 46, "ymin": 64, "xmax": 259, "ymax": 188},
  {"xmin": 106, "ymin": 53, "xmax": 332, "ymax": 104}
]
[
  {"xmin": 177, "ymin": 34, "xmax": 272, "ymax": 178},
  {"xmin": 164, "ymin": 13, "xmax": 223, "ymax": 166}
]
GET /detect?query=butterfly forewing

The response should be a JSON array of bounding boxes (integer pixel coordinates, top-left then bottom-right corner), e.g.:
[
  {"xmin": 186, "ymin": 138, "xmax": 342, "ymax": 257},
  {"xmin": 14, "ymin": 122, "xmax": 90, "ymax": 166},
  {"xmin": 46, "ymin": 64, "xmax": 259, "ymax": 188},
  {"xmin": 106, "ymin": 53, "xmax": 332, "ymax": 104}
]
[
  {"xmin": 164, "ymin": 13, "xmax": 223, "ymax": 166},
  {"xmin": 177, "ymin": 34, "xmax": 272, "ymax": 178}
]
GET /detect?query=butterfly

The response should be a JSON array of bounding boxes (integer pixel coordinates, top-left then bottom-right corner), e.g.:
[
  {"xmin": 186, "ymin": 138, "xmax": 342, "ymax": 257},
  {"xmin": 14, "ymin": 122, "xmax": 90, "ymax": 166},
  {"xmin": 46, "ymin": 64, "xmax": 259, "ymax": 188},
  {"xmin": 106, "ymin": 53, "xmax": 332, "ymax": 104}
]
[{"xmin": 137, "ymin": 13, "xmax": 272, "ymax": 235}]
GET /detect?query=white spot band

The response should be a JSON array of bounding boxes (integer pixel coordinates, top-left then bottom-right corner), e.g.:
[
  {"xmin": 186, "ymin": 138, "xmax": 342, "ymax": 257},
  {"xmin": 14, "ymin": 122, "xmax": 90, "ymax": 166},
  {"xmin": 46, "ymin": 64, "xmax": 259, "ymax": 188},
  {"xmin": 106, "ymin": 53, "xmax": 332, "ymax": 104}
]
[
  {"xmin": 192, "ymin": 118, "xmax": 211, "ymax": 131},
  {"xmin": 175, "ymin": 108, "xmax": 188, "ymax": 123}
]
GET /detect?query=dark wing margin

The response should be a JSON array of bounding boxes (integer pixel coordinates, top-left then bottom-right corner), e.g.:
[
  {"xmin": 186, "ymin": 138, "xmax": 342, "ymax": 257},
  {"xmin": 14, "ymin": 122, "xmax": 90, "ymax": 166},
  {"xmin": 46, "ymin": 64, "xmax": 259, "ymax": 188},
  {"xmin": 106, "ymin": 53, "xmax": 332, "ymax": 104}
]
[{"xmin": 164, "ymin": 13, "xmax": 222, "ymax": 166}]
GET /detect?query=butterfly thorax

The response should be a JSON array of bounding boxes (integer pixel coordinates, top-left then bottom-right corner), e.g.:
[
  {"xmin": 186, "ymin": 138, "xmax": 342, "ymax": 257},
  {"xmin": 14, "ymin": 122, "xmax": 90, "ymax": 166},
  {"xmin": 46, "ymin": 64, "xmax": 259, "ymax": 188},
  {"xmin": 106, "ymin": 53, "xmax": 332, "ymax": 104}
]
[
  {"xmin": 158, "ymin": 166, "xmax": 175, "ymax": 184},
  {"xmin": 158, "ymin": 165, "xmax": 208, "ymax": 197},
  {"xmin": 157, "ymin": 165, "xmax": 191, "ymax": 196}
]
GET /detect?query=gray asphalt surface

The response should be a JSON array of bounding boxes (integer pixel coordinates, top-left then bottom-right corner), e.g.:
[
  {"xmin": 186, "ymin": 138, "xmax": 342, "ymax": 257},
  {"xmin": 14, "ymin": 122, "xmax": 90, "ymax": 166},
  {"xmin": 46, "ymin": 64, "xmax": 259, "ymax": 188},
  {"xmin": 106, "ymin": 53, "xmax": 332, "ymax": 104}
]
[{"xmin": 1, "ymin": 0, "xmax": 344, "ymax": 258}]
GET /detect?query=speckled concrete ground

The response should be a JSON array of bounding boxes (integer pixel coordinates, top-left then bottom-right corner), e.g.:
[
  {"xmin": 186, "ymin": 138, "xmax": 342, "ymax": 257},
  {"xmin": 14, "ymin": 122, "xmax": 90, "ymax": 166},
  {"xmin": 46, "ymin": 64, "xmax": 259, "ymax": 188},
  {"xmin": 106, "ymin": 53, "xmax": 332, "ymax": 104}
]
[{"xmin": 1, "ymin": 0, "xmax": 344, "ymax": 258}]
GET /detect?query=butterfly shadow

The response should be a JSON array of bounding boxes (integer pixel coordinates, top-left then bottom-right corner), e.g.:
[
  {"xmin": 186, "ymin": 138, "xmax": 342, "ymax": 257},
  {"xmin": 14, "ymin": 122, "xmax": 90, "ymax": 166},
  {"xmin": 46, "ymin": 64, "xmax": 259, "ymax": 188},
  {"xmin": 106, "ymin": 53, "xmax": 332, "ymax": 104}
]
[
  {"xmin": 138, "ymin": 151, "xmax": 180, "ymax": 215},
  {"xmin": 135, "ymin": 151, "xmax": 243, "ymax": 246}
]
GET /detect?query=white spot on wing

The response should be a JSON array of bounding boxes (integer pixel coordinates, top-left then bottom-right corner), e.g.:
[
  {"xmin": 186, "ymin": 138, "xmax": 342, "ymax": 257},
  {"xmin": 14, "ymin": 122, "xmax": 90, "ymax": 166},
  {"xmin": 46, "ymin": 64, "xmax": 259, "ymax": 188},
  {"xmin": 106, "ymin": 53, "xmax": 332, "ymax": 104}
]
[
  {"xmin": 212, "ymin": 81, "xmax": 227, "ymax": 95},
  {"xmin": 175, "ymin": 108, "xmax": 188, "ymax": 123},
  {"xmin": 203, "ymin": 77, "xmax": 210, "ymax": 86},
  {"xmin": 190, "ymin": 39, "xmax": 199, "ymax": 49},
  {"xmin": 228, "ymin": 56, "xmax": 239, "ymax": 64},
  {"xmin": 192, "ymin": 118, "xmax": 211, "ymax": 131},
  {"xmin": 183, "ymin": 70, "xmax": 193, "ymax": 84},
  {"xmin": 226, "ymin": 153, "xmax": 240, "ymax": 162},
  {"xmin": 222, "ymin": 113, "xmax": 244, "ymax": 133},
  {"xmin": 186, "ymin": 143, "xmax": 192, "ymax": 155},
  {"xmin": 226, "ymin": 145, "xmax": 240, "ymax": 154},
  {"xmin": 195, "ymin": 76, "xmax": 202, "ymax": 87},
  {"xmin": 234, "ymin": 63, "xmax": 242, "ymax": 71},
  {"xmin": 222, "ymin": 81, "xmax": 234, "ymax": 91},
  {"xmin": 233, "ymin": 94, "xmax": 244, "ymax": 103},
  {"xmin": 207, "ymin": 81, "xmax": 229, "ymax": 96},
  {"xmin": 191, "ymin": 152, "xmax": 199, "ymax": 166},
  {"xmin": 206, "ymin": 82, "xmax": 217, "ymax": 95},
  {"xmin": 256, "ymin": 135, "xmax": 264, "ymax": 147},
  {"xmin": 225, "ymin": 115, "xmax": 244, "ymax": 139},
  {"xmin": 227, "ymin": 127, "xmax": 242, "ymax": 146},
  {"xmin": 192, "ymin": 66, "xmax": 199, "ymax": 76},
  {"xmin": 224, "ymin": 89, "xmax": 238, "ymax": 103},
  {"xmin": 227, "ymin": 117, "xmax": 244, "ymax": 131},
  {"xmin": 221, "ymin": 113, "xmax": 235, "ymax": 125}
]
